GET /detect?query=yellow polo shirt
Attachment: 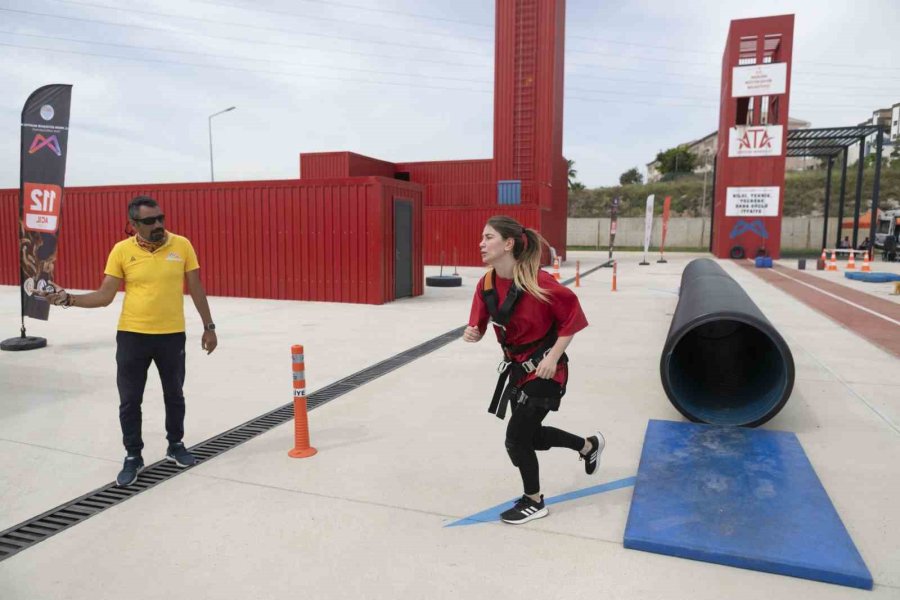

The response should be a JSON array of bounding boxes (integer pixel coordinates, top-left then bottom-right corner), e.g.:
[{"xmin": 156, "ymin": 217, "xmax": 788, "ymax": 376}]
[{"xmin": 104, "ymin": 234, "xmax": 200, "ymax": 334}]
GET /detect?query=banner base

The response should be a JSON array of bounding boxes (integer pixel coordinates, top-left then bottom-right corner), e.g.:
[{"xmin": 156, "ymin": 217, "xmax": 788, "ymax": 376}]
[
  {"xmin": 639, "ymin": 261, "xmax": 650, "ymax": 265},
  {"xmin": 657, "ymin": 259, "xmax": 668, "ymax": 264},
  {"xmin": 1, "ymin": 336, "xmax": 47, "ymax": 351}
]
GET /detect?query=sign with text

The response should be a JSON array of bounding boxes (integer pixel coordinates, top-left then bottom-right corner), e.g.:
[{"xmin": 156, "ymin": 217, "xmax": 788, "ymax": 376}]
[
  {"xmin": 18, "ymin": 84, "xmax": 72, "ymax": 321},
  {"xmin": 731, "ymin": 63, "xmax": 787, "ymax": 97},
  {"xmin": 23, "ymin": 182, "xmax": 62, "ymax": 233},
  {"xmin": 728, "ymin": 125, "xmax": 783, "ymax": 157},
  {"xmin": 726, "ymin": 187, "xmax": 780, "ymax": 217}
]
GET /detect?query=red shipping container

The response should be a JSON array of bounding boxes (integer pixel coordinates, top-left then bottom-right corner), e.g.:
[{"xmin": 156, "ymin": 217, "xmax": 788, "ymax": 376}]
[
  {"xmin": 301, "ymin": 152, "xmax": 396, "ymax": 180},
  {"xmin": 0, "ymin": 178, "xmax": 423, "ymax": 305}
]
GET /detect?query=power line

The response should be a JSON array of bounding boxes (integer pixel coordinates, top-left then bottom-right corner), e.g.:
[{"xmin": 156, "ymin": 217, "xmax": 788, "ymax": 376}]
[
  {"xmin": 0, "ymin": 41, "xmax": 494, "ymax": 93},
  {"xmin": 11, "ymin": 6, "xmax": 895, "ymax": 86},
  {"xmin": 0, "ymin": 8, "xmax": 490, "ymax": 68},
  {"xmin": 568, "ymin": 34, "xmax": 718, "ymax": 57},
  {"xmin": 569, "ymin": 47, "xmax": 716, "ymax": 67},
  {"xmin": 3, "ymin": 38, "xmax": 881, "ymax": 113},
  {"xmin": 197, "ymin": 0, "xmax": 493, "ymax": 29},
  {"xmin": 567, "ymin": 33, "xmax": 900, "ymax": 72},
  {"xmin": 570, "ymin": 48, "xmax": 900, "ymax": 81},
  {"xmin": 45, "ymin": 0, "xmax": 494, "ymax": 44},
  {"xmin": 0, "ymin": 29, "xmax": 492, "ymax": 84},
  {"xmin": 5, "ymin": 28, "xmax": 888, "ymax": 103},
  {"xmin": 32, "ymin": 1, "xmax": 487, "ymax": 56},
  {"xmin": 568, "ymin": 86, "xmax": 714, "ymax": 103},
  {"xmin": 565, "ymin": 72, "xmax": 892, "ymax": 95}
]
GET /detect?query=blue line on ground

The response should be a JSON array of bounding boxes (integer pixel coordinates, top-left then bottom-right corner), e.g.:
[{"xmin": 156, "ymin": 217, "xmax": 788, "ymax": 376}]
[{"xmin": 445, "ymin": 476, "xmax": 637, "ymax": 527}]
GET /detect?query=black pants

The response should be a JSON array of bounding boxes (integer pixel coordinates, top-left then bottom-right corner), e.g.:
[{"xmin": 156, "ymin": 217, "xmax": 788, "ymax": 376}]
[
  {"xmin": 505, "ymin": 379, "xmax": 584, "ymax": 495},
  {"xmin": 116, "ymin": 331, "xmax": 186, "ymax": 454}
]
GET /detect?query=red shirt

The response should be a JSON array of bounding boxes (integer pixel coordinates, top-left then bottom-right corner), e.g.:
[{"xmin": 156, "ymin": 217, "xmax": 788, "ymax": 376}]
[{"xmin": 469, "ymin": 270, "xmax": 588, "ymax": 386}]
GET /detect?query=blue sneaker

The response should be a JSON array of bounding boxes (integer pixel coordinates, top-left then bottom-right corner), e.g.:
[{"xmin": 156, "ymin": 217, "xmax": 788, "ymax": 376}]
[
  {"xmin": 166, "ymin": 442, "xmax": 196, "ymax": 467},
  {"xmin": 116, "ymin": 455, "xmax": 144, "ymax": 487}
]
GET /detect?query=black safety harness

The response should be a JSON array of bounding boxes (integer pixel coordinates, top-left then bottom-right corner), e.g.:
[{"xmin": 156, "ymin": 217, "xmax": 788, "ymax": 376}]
[{"xmin": 482, "ymin": 269, "xmax": 566, "ymax": 420}]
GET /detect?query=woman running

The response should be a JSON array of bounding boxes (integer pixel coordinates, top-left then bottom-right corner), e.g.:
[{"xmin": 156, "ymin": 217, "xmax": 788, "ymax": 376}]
[{"xmin": 463, "ymin": 215, "xmax": 604, "ymax": 524}]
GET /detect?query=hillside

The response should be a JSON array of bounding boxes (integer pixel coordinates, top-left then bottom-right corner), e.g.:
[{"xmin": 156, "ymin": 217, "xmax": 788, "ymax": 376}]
[{"xmin": 569, "ymin": 161, "xmax": 900, "ymax": 218}]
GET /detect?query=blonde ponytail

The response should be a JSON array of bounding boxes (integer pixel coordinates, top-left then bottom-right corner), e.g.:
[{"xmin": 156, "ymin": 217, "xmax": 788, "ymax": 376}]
[{"xmin": 486, "ymin": 216, "xmax": 551, "ymax": 303}]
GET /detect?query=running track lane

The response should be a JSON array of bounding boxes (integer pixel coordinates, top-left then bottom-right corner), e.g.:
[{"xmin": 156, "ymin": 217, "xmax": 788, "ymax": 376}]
[{"xmin": 739, "ymin": 262, "xmax": 900, "ymax": 358}]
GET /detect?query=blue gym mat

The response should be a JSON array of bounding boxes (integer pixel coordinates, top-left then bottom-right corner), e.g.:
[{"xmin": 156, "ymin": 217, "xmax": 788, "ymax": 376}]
[
  {"xmin": 844, "ymin": 271, "xmax": 900, "ymax": 283},
  {"xmin": 623, "ymin": 420, "xmax": 872, "ymax": 589}
]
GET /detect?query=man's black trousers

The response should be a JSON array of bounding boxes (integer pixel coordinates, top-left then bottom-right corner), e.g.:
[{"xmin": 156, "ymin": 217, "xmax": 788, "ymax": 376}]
[{"xmin": 116, "ymin": 331, "xmax": 186, "ymax": 455}]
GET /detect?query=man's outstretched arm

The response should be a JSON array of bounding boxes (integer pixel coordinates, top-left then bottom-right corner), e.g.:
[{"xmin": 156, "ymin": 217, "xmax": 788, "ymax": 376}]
[{"xmin": 36, "ymin": 275, "xmax": 121, "ymax": 308}]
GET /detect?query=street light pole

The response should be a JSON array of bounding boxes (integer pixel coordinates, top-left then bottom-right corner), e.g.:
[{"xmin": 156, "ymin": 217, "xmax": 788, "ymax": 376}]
[{"xmin": 208, "ymin": 106, "xmax": 236, "ymax": 182}]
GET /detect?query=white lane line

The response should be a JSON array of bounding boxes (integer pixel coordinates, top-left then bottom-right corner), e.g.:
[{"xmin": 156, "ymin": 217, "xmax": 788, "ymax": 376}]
[{"xmin": 769, "ymin": 268, "xmax": 900, "ymax": 327}]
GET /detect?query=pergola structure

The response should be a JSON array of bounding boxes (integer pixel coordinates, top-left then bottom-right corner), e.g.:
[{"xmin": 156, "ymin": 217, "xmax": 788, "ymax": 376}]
[{"xmin": 786, "ymin": 125, "xmax": 887, "ymax": 250}]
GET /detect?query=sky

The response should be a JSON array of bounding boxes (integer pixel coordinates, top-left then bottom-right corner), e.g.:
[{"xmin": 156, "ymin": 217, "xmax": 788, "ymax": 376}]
[{"xmin": 0, "ymin": 0, "xmax": 897, "ymax": 189}]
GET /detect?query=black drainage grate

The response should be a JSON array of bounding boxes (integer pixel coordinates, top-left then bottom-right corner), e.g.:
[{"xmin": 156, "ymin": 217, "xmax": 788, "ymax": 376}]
[
  {"xmin": 0, "ymin": 328, "xmax": 464, "ymax": 562},
  {"xmin": 0, "ymin": 262, "xmax": 600, "ymax": 561}
]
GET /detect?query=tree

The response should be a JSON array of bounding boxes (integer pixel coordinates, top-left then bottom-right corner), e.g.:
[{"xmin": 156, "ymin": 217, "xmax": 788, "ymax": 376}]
[
  {"xmin": 570, "ymin": 181, "xmax": 586, "ymax": 191},
  {"xmin": 655, "ymin": 146, "xmax": 698, "ymax": 175},
  {"xmin": 619, "ymin": 167, "xmax": 643, "ymax": 186},
  {"xmin": 567, "ymin": 158, "xmax": 579, "ymax": 190}
]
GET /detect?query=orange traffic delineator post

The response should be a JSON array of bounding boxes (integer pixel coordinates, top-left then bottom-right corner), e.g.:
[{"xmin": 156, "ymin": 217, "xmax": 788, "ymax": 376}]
[
  {"xmin": 846, "ymin": 251, "xmax": 856, "ymax": 270},
  {"xmin": 575, "ymin": 260, "xmax": 581, "ymax": 287},
  {"xmin": 860, "ymin": 251, "xmax": 871, "ymax": 272},
  {"xmin": 552, "ymin": 256, "xmax": 561, "ymax": 281},
  {"xmin": 611, "ymin": 260, "xmax": 618, "ymax": 292},
  {"xmin": 827, "ymin": 250, "xmax": 838, "ymax": 271},
  {"xmin": 288, "ymin": 344, "xmax": 317, "ymax": 459}
]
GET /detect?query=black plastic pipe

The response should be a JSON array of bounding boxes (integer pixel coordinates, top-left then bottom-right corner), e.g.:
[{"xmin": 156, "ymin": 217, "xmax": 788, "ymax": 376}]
[{"xmin": 660, "ymin": 259, "xmax": 794, "ymax": 427}]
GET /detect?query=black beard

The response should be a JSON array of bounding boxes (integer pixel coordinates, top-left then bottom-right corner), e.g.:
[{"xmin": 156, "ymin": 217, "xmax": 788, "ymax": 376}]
[{"xmin": 149, "ymin": 229, "xmax": 165, "ymax": 241}]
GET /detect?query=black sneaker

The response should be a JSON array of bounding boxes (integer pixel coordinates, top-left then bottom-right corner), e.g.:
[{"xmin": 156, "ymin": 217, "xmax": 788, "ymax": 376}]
[
  {"xmin": 166, "ymin": 442, "xmax": 196, "ymax": 467},
  {"xmin": 580, "ymin": 431, "xmax": 605, "ymax": 475},
  {"xmin": 116, "ymin": 455, "xmax": 144, "ymax": 487},
  {"xmin": 500, "ymin": 494, "xmax": 548, "ymax": 524}
]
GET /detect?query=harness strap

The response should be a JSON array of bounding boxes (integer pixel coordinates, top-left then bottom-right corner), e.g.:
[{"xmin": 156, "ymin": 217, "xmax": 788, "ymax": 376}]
[
  {"xmin": 487, "ymin": 343, "xmax": 569, "ymax": 420},
  {"xmin": 481, "ymin": 269, "xmax": 567, "ymax": 420},
  {"xmin": 482, "ymin": 269, "xmax": 522, "ymax": 349}
]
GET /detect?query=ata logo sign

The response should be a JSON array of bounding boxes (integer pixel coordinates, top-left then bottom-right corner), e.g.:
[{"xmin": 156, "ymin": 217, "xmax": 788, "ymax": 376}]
[
  {"xmin": 728, "ymin": 125, "xmax": 783, "ymax": 158},
  {"xmin": 739, "ymin": 129, "xmax": 773, "ymax": 150}
]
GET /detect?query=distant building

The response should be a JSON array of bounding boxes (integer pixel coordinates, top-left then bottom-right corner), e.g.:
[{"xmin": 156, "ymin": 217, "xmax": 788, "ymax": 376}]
[
  {"xmin": 846, "ymin": 105, "xmax": 896, "ymax": 165},
  {"xmin": 892, "ymin": 102, "xmax": 900, "ymax": 143},
  {"xmin": 645, "ymin": 117, "xmax": 812, "ymax": 183}
]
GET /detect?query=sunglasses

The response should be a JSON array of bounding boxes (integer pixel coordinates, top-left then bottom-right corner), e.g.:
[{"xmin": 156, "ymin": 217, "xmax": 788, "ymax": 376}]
[{"xmin": 134, "ymin": 214, "xmax": 165, "ymax": 226}]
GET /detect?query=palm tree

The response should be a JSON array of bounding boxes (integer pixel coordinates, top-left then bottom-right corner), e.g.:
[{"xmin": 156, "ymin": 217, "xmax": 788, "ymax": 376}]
[{"xmin": 567, "ymin": 159, "xmax": 578, "ymax": 190}]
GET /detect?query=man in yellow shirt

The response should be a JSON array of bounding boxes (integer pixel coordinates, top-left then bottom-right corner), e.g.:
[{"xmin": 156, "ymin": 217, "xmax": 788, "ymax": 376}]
[{"xmin": 39, "ymin": 196, "xmax": 217, "ymax": 486}]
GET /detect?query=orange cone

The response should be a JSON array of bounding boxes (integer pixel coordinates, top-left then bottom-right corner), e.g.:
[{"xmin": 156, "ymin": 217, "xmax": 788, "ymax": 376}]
[
  {"xmin": 611, "ymin": 260, "xmax": 618, "ymax": 292},
  {"xmin": 288, "ymin": 344, "xmax": 317, "ymax": 459},
  {"xmin": 860, "ymin": 252, "xmax": 871, "ymax": 272},
  {"xmin": 846, "ymin": 251, "xmax": 856, "ymax": 270},
  {"xmin": 827, "ymin": 250, "xmax": 838, "ymax": 271},
  {"xmin": 552, "ymin": 256, "xmax": 561, "ymax": 281},
  {"xmin": 575, "ymin": 260, "xmax": 581, "ymax": 287}
]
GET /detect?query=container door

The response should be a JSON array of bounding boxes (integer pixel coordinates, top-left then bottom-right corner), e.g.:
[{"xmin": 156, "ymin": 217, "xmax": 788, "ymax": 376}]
[{"xmin": 394, "ymin": 199, "xmax": 413, "ymax": 299}]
